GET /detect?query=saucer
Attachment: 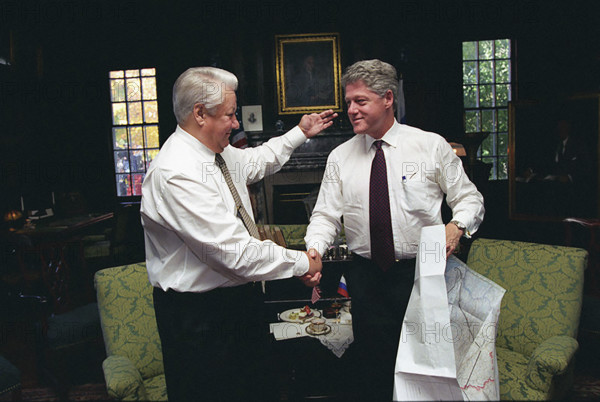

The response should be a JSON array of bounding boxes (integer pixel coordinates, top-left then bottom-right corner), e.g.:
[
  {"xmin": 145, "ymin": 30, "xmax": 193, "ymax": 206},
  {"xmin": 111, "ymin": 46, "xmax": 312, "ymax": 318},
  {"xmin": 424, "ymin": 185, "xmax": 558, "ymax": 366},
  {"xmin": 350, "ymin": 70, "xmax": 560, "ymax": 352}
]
[{"xmin": 306, "ymin": 324, "xmax": 331, "ymax": 336}]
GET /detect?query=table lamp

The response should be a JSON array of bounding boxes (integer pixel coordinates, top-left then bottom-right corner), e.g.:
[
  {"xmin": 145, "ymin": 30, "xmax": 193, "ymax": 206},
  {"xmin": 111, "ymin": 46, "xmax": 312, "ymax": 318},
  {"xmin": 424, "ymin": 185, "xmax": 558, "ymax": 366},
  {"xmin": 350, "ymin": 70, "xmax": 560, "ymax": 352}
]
[{"xmin": 4, "ymin": 210, "xmax": 24, "ymax": 231}]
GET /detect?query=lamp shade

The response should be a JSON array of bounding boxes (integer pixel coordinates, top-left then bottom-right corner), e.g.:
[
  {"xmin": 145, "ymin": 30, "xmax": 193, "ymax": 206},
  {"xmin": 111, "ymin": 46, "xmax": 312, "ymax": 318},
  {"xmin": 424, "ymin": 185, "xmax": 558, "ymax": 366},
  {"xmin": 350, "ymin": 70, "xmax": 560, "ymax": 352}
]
[{"xmin": 4, "ymin": 210, "xmax": 23, "ymax": 222}]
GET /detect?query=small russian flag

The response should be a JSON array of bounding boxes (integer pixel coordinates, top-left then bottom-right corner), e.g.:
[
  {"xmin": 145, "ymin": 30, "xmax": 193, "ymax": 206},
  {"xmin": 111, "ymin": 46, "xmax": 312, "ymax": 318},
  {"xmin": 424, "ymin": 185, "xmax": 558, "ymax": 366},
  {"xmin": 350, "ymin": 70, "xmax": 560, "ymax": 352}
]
[{"xmin": 337, "ymin": 275, "xmax": 349, "ymax": 298}]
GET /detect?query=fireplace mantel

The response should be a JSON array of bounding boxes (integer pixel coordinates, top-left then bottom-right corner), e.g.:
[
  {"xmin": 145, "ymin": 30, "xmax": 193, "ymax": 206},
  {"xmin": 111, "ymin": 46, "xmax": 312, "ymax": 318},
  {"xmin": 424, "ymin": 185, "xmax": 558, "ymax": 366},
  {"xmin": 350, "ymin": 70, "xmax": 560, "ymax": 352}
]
[
  {"xmin": 247, "ymin": 130, "xmax": 354, "ymax": 171},
  {"xmin": 247, "ymin": 130, "xmax": 354, "ymax": 223}
]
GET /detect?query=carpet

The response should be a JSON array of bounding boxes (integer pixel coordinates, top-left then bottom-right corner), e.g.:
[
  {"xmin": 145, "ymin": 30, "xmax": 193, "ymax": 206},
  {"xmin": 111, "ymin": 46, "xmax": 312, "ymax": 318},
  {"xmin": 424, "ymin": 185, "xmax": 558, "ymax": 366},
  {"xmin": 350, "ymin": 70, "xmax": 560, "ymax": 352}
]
[
  {"xmin": 571, "ymin": 375, "xmax": 600, "ymax": 401},
  {"xmin": 0, "ymin": 383, "xmax": 110, "ymax": 401}
]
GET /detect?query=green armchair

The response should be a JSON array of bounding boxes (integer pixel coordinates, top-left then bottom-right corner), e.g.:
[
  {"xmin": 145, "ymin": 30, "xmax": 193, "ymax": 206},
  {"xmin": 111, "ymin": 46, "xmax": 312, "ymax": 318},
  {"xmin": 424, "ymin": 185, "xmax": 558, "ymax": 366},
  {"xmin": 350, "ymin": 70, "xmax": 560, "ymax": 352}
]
[
  {"xmin": 466, "ymin": 238, "xmax": 588, "ymax": 400},
  {"xmin": 94, "ymin": 263, "xmax": 167, "ymax": 401}
]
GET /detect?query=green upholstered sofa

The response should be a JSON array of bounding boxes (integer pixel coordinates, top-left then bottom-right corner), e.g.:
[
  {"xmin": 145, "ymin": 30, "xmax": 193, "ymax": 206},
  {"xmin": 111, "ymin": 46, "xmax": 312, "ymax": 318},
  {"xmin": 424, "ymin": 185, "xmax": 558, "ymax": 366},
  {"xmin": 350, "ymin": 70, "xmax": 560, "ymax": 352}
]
[
  {"xmin": 94, "ymin": 263, "xmax": 167, "ymax": 401},
  {"xmin": 466, "ymin": 238, "xmax": 588, "ymax": 400}
]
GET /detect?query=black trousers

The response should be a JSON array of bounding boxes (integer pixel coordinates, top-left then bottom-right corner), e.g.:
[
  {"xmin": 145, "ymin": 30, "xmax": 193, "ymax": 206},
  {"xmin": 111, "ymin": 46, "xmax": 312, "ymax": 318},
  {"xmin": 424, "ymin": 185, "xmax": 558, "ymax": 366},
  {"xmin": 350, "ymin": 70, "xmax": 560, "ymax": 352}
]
[
  {"xmin": 153, "ymin": 283, "xmax": 276, "ymax": 402},
  {"xmin": 345, "ymin": 256, "xmax": 416, "ymax": 401}
]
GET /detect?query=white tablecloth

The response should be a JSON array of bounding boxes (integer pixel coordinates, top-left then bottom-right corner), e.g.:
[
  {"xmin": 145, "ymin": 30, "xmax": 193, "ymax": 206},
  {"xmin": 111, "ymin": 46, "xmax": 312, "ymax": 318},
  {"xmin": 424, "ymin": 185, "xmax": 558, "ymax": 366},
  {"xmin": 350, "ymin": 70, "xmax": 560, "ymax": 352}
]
[{"xmin": 270, "ymin": 313, "xmax": 354, "ymax": 358}]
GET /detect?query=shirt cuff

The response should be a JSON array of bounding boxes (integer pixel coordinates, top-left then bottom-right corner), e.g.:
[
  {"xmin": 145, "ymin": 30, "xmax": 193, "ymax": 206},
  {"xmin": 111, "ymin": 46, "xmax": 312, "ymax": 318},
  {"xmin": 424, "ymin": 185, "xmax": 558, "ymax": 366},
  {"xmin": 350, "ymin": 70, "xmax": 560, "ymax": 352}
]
[
  {"xmin": 285, "ymin": 126, "xmax": 309, "ymax": 147},
  {"xmin": 293, "ymin": 251, "xmax": 310, "ymax": 277},
  {"xmin": 305, "ymin": 239, "xmax": 328, "ymax": 258}
]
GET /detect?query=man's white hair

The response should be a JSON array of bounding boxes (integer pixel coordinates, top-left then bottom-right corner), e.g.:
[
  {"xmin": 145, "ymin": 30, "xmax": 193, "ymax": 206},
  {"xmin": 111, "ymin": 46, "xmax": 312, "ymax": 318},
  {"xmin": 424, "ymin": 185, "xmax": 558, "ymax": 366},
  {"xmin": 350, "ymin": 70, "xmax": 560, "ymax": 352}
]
[{"xmin": 172, "ymin": 67, "xmax": 238, "ymax": 125}]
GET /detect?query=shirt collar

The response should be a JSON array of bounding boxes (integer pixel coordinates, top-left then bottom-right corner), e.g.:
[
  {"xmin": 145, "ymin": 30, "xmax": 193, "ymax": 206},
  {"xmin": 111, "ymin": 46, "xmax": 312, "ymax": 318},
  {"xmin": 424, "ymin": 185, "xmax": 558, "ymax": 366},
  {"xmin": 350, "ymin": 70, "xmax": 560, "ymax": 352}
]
[
  {"xmin": 363, "ymin": 120, "xmax": 401, "ymax": 152},
  {"xmin": 175, "ymin": 125, "xmax": 217, "ymax": 160}
]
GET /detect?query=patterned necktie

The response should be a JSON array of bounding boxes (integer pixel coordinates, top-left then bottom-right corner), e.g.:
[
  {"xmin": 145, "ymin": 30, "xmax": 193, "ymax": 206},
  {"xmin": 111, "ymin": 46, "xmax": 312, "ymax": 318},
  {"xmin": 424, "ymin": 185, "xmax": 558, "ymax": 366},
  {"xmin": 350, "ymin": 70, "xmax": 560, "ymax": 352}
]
[
  {"xmin": 369, "ymin": 140, "xmax": 395, "ymax": 271},
  {"xmin": 215, "ymin": 153, "xmax": 261, "ymax": 239}
]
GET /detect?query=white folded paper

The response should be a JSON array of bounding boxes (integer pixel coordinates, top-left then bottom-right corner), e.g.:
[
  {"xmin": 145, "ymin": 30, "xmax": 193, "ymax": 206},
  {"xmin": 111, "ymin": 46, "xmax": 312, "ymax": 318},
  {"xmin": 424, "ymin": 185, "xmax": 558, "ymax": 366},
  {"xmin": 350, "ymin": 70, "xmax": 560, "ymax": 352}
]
[{"xmin": 393, "ymin": 225, "xmax": 505, "ymax": 401}]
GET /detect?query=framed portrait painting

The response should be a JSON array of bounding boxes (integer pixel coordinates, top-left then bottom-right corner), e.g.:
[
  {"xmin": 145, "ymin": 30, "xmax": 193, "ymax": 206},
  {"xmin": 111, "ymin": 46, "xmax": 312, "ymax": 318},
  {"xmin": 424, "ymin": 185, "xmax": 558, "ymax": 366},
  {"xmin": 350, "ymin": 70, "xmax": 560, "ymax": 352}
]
[
  {"xmin": 275, "ymin": 33, "xmax": 343, "ymax": 115},
  {"xmin": 508, "ymin": 94, "xmax": 600, "ymax": 220}
]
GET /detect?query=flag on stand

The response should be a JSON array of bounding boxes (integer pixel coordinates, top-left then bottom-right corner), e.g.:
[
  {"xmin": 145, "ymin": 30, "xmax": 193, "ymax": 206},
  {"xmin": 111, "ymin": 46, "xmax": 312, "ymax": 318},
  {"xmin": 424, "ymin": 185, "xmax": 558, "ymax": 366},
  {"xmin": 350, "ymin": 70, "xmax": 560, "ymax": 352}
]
[
  {"xmin": 311, "ymin": 285, "xmax": 322, "ymax": 304},
  {"xmin": 230, "ymin": 106, "xmax": 248, "ymax": 148},
  {"xmin": 397, "ymin": 77, "xmax": 406, "ymax": 124},
  {"xmin": 230, "ymin": 129, "xmax": 248, "ymax": 149},
  {"xmin": 337, "ymin": 275, "xmax": 349, "ymax": 298}
]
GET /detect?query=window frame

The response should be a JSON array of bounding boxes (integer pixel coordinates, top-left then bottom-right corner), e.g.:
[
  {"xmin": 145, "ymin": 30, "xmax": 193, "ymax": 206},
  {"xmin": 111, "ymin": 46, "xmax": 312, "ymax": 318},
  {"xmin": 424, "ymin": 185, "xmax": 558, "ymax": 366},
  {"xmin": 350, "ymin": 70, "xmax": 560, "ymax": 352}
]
[
  {"xmin": 109, "ymin": 68, "xmax": 160, "ymax": 199},
  {"xmin": 462, "ymin": 39, "xmax": 514, "ymax": 181}
]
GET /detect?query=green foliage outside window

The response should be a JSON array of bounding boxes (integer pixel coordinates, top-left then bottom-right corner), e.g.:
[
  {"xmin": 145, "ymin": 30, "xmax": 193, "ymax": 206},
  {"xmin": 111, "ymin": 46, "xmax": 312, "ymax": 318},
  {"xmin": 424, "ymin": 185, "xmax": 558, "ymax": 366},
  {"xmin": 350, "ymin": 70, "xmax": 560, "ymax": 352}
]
[
  {"xmin": 462, "ymin": 39, "xmax": 512, "ymax": 180},
  {"xmin": 109, "ymin": 68, "xmax": 160, "ymax": 197}
]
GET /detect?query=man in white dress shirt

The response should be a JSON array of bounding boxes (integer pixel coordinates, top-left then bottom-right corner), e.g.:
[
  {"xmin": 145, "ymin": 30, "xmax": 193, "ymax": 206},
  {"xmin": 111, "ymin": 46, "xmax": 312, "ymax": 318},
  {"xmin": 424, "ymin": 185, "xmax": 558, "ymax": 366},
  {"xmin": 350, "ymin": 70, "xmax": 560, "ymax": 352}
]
[
  {"xmin": 305, "ymin": 59, "xmax": 485, "ymax": 401},
  {"xmin": 141, "ymin": 66, "xmax": 336, "ymax": 401}
]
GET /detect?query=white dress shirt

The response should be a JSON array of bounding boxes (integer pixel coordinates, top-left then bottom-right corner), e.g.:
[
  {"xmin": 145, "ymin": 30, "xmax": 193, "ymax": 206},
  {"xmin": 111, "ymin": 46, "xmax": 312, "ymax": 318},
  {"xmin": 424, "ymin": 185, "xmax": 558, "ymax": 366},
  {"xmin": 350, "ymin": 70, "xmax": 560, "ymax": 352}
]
[
  {"xmin": 305, "ymin": 121, "xmax": 485, "ymax": 259},
  {"xmin": 141, "ymin": 125, "xmax": 310, "ymax": 293}
]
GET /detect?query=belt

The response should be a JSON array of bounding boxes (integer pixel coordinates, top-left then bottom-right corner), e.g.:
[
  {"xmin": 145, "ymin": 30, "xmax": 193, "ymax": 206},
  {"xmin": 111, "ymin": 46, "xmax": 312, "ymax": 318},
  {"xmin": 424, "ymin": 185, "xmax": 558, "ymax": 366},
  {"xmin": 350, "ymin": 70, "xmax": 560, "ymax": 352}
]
[{"xmin": 353, "ymin": 254, "xmax": 416, "ymax": 270}]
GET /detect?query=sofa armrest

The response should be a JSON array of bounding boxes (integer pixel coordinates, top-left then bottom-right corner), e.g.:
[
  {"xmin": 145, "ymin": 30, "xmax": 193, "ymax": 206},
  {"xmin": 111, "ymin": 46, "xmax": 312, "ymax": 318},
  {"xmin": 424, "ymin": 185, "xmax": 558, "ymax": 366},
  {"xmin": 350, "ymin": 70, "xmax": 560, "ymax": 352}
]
[
  {"xmin": 526, "ymin": 335, "xmax": 579, "ymax": 392},
  {"xmin": 102, "ymin": 355, "xmax": 148, "ymax": 401}
]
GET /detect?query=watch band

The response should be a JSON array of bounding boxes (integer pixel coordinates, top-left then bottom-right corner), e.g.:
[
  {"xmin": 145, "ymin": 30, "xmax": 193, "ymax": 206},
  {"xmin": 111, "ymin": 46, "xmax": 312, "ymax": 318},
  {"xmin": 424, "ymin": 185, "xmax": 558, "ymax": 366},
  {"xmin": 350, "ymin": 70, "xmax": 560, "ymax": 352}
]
[{"xmin": 450, "ymin": 220, "xmax": 471, "ymax": 237}]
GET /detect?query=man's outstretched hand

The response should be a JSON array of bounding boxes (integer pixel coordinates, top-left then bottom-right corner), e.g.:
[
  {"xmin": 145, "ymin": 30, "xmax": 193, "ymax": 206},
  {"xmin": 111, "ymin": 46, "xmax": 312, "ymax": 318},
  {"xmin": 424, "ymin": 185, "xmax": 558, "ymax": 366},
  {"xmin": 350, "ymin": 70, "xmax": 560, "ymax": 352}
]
[{"xmin": 299, "ymin": 109, "xmax": 338, "ymax": 138}]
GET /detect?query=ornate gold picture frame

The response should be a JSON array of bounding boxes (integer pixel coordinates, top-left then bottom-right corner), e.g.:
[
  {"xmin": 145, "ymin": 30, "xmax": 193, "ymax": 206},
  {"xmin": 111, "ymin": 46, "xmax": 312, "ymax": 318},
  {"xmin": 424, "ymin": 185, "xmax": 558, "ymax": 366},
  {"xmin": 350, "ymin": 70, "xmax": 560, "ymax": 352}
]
[{"xmin": 275, "ymin": 33, "xmax": 343, "ymax": 115}]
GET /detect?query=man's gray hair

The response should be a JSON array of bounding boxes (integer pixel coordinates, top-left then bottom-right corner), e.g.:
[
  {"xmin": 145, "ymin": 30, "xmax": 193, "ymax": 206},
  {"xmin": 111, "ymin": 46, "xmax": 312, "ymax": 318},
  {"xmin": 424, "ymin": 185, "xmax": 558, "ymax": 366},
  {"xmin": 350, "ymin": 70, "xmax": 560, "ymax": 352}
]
[
  {"xmin": 172, "ymin": 67, "xmax": 239, "ymax": 125},
  {"xmin": 341, "ymin": 59, "xmax": 398, "ymax": 111}
]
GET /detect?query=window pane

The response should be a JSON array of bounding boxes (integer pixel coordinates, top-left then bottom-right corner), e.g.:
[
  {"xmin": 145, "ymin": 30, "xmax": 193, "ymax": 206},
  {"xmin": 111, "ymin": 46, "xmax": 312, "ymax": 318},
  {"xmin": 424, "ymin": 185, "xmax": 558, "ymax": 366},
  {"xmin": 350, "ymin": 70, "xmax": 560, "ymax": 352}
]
[
  {"xmin": 479, "ymin": 85, "xmax": 494, "ymax": 107},
  {"xmin": 478, "ymin": 41, "xmax": 494, "ymax": 59},
  {"xmin": 143, "ymin": 101, "xmax": 159, "ymax": 123},
  {"xmin": 114, "ymin": 151, "xmax": 130, "ymax": 173},
  {"xmin": 145, "ymin": 125, "xmax": 160, "ymax": 148},
  {"xmin": 132, "ymin": 174, "xmax": 144, "ymax": 196},
  {"xmin": 112, "ymin": 103, "xmax": 128, "ymax": 125},
  {"xmin": 497, "ymin": 109, "xmax": 508, "ymax": 131},
  {"xmin": 142, "ymin": 77, "xmax": 157, "ymax": 100},
  {"xmin": 113, "ymin": 127, "xmax": 128, "ymax": 149},
  {"xmin": 465, "ymin": 110, "xmax": 480, "ymax": 132},
  {"xmin": 495, "ymin": 60, "xmax": 510, "ymax": 83},
  {"xmin": 481, "ymin": 109, "xmax": 495, "ymax": 132},
  {"xmin": 128, "ymin": 102, "xmax": 143, "ymax": 124},
  {"xmin": 145, "ymin": 149, "xmax": 159, "ymax": 169},
  {"xmin": 463, "ymin": 85, "xmax": 477, "ymax": 108},
  {"xmin": 116, "ymin": 174, "xmax": 131, "ymax": 197},
  {"xmin": 130, "ymin": 150, "xmax": 145, "ymax": 172},
  {"xmin": 462, "ymin": 41, "xmax": 477, "ymax": 60},
  {"xmin": 496, "ymin": 84, "xmax": 510, "ymax": 106},
  {"xmin": 497, "ymin": 157, "xmax": 508, "ymax": 179},
  {"xmin": 497, "ymin": 133, "xmax": 508, "ymax": 156},
  {"xmin": 479, "ymin": 61, "xmax": 494, "ymax": 84},
  {"xmin": 495, "ymin": 39, "xmax": 510, "ymax": 59},
  {"xmin": 129, "ymin": 126, "xmax": 144, "ymax": 148},
  {"xmin": 462, "ymin": 39, "xmax": 511, "ymax": 182},
  {"xmin": 463, "ymin": 61, "xmax": 477, "ymax": 84},
  {"xmin": 481, "ymin": 134, "xmax": 494, "ymax": 156},
  {"xmin": 111, "ymin": 67, "xmax": 160, "ymax": 197},
  {"xmin": 126, "ymin": 78, "xmax": 141, "ymax": 101},
  {"xmin": 110, "ymin": 79, "xmax": 125, "ymax": 102}
]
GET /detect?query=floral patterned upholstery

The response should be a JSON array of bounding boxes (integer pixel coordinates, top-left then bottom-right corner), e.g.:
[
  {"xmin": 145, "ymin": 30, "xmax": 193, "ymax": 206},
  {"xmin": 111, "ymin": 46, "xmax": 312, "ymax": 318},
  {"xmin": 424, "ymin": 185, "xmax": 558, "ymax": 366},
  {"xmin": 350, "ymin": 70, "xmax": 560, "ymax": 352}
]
[
  {"xmin": 466, "ymin": 238, "xmax": 587, "ymax": 400},
  {"xmin": 94, "ymin": 263, "xmax": 167, "ymax": 401}
]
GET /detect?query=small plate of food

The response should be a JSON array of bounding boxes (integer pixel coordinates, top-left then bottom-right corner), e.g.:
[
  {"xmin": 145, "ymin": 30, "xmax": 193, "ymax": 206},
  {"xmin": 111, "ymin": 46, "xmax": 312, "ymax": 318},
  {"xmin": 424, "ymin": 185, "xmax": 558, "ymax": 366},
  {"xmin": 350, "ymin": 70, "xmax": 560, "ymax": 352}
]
[{"xmin": 279, "ymin": 305, "xmax": 321, "ymax": 323}]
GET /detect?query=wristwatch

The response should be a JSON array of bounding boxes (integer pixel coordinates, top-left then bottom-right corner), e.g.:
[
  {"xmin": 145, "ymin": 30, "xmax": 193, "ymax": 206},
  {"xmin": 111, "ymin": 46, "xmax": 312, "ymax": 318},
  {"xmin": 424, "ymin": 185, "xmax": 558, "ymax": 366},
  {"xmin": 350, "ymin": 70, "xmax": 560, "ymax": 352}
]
[{"xmin": 450, "ymin": 220, "xmax": 466, "ymax": 232}]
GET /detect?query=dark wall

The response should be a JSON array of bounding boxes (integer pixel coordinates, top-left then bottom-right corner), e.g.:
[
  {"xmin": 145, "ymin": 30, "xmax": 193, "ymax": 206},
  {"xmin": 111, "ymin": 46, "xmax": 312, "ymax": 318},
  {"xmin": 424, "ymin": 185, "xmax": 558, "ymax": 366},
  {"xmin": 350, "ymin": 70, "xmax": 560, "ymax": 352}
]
[{"xmin": 1, "ymin": 0, "xmax": 598, "ymax": 240}]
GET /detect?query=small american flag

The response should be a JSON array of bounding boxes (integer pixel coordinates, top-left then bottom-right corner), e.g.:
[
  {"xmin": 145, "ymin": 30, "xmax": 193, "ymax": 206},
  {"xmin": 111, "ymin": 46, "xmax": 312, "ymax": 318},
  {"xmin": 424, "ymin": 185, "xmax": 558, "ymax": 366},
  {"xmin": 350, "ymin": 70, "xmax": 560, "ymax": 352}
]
[{"xmin": 311, "ymin": 285, "xmax": 322, "ymax": 304}]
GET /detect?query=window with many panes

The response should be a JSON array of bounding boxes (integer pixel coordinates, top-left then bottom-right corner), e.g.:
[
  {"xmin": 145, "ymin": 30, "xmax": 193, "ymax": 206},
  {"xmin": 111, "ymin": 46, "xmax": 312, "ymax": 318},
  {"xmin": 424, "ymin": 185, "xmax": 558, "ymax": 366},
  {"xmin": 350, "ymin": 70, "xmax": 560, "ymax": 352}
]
[
  {"xmin": 462, "ymin": 39, "xmax": 512, "ymax": 180},
  {"xmin": 109, "ymin": 68, "xmax": 160, "ymax": 197}
]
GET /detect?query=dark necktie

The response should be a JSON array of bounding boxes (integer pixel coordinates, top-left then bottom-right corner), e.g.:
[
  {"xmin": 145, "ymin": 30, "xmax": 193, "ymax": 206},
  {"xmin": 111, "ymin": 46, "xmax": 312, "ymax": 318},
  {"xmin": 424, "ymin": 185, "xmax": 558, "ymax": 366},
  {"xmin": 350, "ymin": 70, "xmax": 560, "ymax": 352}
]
[
  {"xmin": 215, "ymin": 153, "xmax": 261, "ymax": 239},
  {"xmin": 369, "ymin": 140, "xmax": 395, "ymax": 271}
]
